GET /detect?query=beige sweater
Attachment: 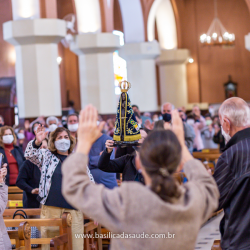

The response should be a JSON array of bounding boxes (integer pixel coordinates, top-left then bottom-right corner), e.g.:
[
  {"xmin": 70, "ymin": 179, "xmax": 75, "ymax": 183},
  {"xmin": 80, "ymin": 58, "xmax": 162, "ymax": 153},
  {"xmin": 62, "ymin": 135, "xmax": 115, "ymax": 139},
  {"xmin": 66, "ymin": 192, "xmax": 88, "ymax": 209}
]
[
  {"xmin": 0, "ymin": 185, "xmax": 12, "ymax": 250},
  {"xmin": 62, "ymin": 153, "xmax": 219, "ymax": 250}
]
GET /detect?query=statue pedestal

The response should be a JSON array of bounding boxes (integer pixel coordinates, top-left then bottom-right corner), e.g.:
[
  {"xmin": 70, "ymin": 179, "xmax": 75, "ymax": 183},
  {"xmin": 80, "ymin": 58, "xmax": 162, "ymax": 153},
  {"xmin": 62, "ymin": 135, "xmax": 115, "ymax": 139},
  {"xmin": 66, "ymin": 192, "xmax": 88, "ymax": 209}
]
[
  {"xmin": 119, "ymin": 41, "xmax": 160, "ymax": 112},
  {"xmin": 156, "ymin": 49, "xmax": 190, "ymax": 108},
  {"xmin": 113, "ymin": 141, "xmax": 141, "ymax": 147},
  {"xmin": 3, "ymin": 19, "xmax": 66, "ymax": 118},
  {"xmin": 70, "ymin": 33, "xmax": 121, "ymax": 114}
]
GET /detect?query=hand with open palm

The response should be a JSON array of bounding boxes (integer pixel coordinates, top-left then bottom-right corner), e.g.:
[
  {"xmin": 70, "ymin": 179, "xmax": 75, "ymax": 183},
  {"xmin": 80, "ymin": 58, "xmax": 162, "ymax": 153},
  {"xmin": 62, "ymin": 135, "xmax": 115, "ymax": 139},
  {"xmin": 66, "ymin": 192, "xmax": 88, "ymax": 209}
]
[
  {"xmin": 35, "ymin": 125, "xmax": 48, "ymax": 146},
  {"xmin": 171, "ymin": 110, "xmax": 193, "ymax": 170},
  {"xmin": 76, "ymin": 105, "xmax": 105, "ymax": 155}
]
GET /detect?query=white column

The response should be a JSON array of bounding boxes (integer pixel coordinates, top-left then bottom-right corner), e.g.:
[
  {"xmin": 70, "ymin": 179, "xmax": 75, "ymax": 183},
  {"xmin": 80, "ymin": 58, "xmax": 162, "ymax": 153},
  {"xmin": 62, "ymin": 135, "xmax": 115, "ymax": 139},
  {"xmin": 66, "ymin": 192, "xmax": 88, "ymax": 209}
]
[
  {"xmin": 3, "ymin": 19, "xmax": 66, "ymax": 118},
  {"xmin": 70, "ymin": 33, "xmax": 120, "ymax": 114},
  {"xmin": 156, "ymin": 49, "xmax": 190, "ymax": 108},
  {"xmin": 245, "ymin": 33, "xmax": 250, "ymax": 51},
  {"xmin": 119, "ymin": 41, "xmax": 160, "ymax": 112}
]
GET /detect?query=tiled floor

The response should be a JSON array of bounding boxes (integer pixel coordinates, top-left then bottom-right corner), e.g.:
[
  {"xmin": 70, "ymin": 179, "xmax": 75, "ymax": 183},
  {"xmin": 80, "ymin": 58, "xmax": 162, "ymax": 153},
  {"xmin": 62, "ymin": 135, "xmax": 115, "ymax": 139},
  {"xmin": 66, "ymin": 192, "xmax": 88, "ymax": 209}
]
[{"xmin": 194, "ymin": 212, "xmax": 223, "ymax": 250}]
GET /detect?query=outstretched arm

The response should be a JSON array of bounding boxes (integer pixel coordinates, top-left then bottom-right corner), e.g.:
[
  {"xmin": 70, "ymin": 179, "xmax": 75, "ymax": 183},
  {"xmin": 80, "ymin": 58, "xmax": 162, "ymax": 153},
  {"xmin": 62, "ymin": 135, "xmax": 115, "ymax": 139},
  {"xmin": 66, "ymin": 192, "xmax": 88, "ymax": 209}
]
[
  {"xmin": 24, "ymin": 125, "xmax": 49, "ymax": 170},
  {"xmin": 62, "ymin": 105, "xmax": 126, "ymax": 232}
]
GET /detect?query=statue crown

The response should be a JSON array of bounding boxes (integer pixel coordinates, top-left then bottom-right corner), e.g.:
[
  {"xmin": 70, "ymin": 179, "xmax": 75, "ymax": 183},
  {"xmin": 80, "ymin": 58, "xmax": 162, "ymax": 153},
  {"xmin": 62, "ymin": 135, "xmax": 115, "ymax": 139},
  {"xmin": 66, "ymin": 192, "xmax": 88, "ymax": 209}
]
[{"xmin": 119, "ymin": 81, "xmax": 131, "ymax": 93}]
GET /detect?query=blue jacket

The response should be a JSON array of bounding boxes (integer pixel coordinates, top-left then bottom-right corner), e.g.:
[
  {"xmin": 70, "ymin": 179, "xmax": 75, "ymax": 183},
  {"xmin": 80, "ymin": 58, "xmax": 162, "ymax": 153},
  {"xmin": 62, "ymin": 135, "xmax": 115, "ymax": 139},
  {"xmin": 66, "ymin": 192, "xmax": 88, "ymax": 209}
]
[{"xmin": 89, "ymin": 134, "xmax": 118, "ymax": 189}]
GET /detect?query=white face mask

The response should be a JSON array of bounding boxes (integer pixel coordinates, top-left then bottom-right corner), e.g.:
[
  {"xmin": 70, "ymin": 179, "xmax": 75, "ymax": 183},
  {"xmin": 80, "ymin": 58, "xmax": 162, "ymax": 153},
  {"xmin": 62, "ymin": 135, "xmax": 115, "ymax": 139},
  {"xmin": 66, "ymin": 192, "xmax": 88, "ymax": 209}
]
[
  {"xmin": 67, "ymin": 123, "xmax": 78, "ymax": 132},
  {"xmin": 40, "ymin": 148, "xmax": 47, "ymax": 154},
  {"xmin": 187, "ymin": 119, "xmax": 195, "ymax": 126},
  {"xmin": 221, "ymin": 126, "xmax": 231, "ymax": 143},
  {"xmin": 206, "ymin": 120, "xmax": 213, "ymax": 126},
  {"xmin": 17, "ymin": 133, "xmax": 25, "ymax": 140},
  {"xmin": 54, "ymin": 139, "xmax": 70, "ymax": 152},
  {"xmin": 49, "ymin": 124, "xmax": 58, "ymax": 132},
  {"xmin": 3, "ymin": 135, "xmax": 14, "ymax": 144}
]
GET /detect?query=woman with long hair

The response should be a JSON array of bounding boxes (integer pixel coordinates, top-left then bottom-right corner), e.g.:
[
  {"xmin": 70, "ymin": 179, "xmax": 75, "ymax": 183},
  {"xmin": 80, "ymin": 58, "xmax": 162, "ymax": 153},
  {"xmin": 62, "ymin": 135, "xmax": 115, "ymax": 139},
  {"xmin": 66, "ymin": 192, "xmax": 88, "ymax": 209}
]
[
  {"xmin": 62, "ymin": 105, "xmax": 219, "ymax": 250},
  {"xmin": 0, "ymin": 126, "xmax": 25, "ymax": 186},
  {"xmin": 25, "ymin": 126, "xmax": 94, "ymax": 250}
]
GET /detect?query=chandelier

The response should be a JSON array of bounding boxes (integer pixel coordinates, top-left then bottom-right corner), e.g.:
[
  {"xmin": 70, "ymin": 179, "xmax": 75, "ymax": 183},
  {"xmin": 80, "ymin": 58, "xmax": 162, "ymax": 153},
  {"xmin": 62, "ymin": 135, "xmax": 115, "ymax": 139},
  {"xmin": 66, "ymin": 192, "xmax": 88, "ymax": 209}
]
[{"xmin": 200, "ymin": 0, "xmax": 235, "ymax": 46}]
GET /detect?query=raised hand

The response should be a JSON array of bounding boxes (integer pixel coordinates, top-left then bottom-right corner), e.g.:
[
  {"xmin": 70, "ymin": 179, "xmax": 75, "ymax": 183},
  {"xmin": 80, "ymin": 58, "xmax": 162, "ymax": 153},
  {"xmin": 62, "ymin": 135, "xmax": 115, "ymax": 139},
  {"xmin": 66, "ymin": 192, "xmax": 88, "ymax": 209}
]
[
  {"xmin": 24, "ymin": 120, "xmax": 30, "ymax": 131},
  {"xmin": 171, "ymin": 110, "xmax": 185, "ymax": 146},
  {"xmin": 0, "ymin": 164, "xmax": 7, "ymax": 183},
  {"xmin": 76, "ymin": 105, "xmax": 105, "ymax": 155},
  {"xmin": 35, "ymin": 125, "xmax": 48, "ymax": 146},
  {"xmin": 171, "ymin": 110, "xmax": 193, "ymax": 170},
  {"xmin": 105, "ymin": 140, "xmax": 114, "ymax": 153}
]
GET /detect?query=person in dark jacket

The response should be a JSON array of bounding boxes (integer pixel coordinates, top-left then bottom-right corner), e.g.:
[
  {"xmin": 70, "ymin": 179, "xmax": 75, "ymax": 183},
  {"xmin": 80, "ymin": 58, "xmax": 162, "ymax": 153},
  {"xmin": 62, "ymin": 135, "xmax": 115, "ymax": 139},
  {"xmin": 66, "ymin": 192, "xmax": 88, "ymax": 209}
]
[
  {"xmin": 16, "ymin": 138, "xmax": 48, "ymax": 208},
  {"xmin": 214, "ymin": 97, "xmax": 250, "ymax": 250},
  {"xmin": 97, "ymin": 130, "xmax": 147, "ymax": 184},
  {"xmin": 0, "ymin": 126, "xmax": 25, "ymax": 186}
]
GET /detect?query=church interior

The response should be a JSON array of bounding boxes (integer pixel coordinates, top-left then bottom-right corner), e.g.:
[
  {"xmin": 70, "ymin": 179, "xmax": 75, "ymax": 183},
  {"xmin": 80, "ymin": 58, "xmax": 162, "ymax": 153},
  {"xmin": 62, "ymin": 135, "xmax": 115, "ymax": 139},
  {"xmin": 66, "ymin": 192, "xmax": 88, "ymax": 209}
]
[{"xmin": 0, "ymin": 0, "xmax": 250, "ymax": 250}]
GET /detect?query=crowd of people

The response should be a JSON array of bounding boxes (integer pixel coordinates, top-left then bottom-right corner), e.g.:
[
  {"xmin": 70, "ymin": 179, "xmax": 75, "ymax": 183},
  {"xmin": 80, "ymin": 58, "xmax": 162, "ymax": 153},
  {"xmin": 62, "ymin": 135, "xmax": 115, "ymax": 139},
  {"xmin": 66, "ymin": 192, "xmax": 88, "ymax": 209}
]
[{"xmin": 0, "ymin": 97, "xmax": 249, "ymax": 250}]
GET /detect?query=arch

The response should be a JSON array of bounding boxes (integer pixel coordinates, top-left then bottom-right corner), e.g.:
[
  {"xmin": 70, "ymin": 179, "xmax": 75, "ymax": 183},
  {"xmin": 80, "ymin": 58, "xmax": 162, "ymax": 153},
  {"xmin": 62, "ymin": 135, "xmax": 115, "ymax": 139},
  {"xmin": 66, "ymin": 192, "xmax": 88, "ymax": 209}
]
[
  {"xmin": 74, "ymin": 0, "xmax": 101, "ymax": 33},
  {"xmin": 113, "ymin": 0, "xmax": 123, "ymax": 33},
  {"xmin": 118, "ymin": 0, "xmax": 145, "ymax": 43},
  {"xmin": 148, "ymin": 0, "xmax": 177, "ymax": 49}
]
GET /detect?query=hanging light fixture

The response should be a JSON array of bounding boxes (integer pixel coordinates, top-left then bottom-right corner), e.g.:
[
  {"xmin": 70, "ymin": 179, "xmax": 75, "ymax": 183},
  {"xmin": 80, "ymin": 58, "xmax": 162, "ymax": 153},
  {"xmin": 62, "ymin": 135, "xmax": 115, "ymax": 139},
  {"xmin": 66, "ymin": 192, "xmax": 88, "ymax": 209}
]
[{"xmin": 200, "ymin": 0, "xmax": 235, "ymax": 46}]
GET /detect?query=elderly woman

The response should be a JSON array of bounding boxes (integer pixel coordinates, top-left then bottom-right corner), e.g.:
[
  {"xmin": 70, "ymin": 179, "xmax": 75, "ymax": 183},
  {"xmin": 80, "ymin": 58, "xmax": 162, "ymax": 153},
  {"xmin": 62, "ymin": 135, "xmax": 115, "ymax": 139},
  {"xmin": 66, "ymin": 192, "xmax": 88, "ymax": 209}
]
[
  {"xmin": 62, "ymin": 105, "xmax": 219, "ymax": 250},
  {"xmin": 0, "ymin": 164, "xmax": 11, "ymax": 250},
  {"xmin": 25, "ymin": 126, "xmax": 94, "ymax": 250},
  {"xmin": 46, "ymin": 116, "xmax": 59, "ymax": 133},
  {"xmin": 0, "ymin": 126, "xmax": 25, "ymax": 186}
]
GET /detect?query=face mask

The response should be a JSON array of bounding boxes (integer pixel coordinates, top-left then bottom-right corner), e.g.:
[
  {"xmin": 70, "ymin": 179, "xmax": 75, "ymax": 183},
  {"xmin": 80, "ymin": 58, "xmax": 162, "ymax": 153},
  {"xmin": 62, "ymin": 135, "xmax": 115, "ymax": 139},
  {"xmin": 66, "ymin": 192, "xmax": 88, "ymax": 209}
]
[
  {"xmin": 221, "ymin": 126, "xmax": 231, "ymax": 143},
  {"xmin": 162, "ymin": 113, "xmax": 172, "ymax": 122},
  {"xmin": 40, "ymin": 148, "xmax": 47, "ymax": 154},
  {"xmin": 97, "ymin": 121, "xmax": 100, "ymax": 126},
  {"xmin": 54, "ymin": 139, "xmax": 70, "ymax": 152},
  {"xmin": 206, "ymin": 120, "xmax": 213, "ymax": 126},
  {"xmin": 17, "ymin": 133, "xmax": 25, "ymax": 140},
  {"xmin": 3, "ymin": 135, "xmax": 14, "ymax": 144},
  {"xmin": 68, "ymin": 123, "xmax": 78, "ymax": 132},
  {"xmin": 187, "ymin": 119, "xmax": 195, "ymax": 126},
  {"xmin": 0, "ymin": 124, "xmax": 3, "ymax": 128},
  {"xmin": 153, "ymin": 118, "xmax": 159, "ymax": 122},
  {"xmin": 49, "ymin": 124, "xmax": 58, "ymax": 132}
]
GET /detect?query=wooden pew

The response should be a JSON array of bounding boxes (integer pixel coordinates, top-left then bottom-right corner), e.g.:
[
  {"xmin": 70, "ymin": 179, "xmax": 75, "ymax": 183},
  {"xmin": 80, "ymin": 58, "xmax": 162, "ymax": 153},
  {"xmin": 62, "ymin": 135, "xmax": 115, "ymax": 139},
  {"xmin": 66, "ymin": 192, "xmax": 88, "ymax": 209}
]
[
  {"xmin": 8, "ymin": 186, "xmax": 24, "ymax": 208},
  {"xmin": 8, "ymin": 186, "xmax": 23, "ymax": 200},
  {"xmin": 4, "ymin": 209, "xmax": 103, "ymax": 250},
  {"xmin": 5, "ymin": 212, "xmax": 72, "ymax": 250},
  {"xmin": 193, "ymin": 151, "xmax": 221, "ymax": 161},
  {"xmin": 84, "ymin": 221, "xmax": 103, "ymax": 250},
  {"xmin": 7, "ymin": 221, "xmax": 31, "ymax": 250},
  {"xmin": 3, "ymin": 208, "xmax": 41, "ymax": 219}
]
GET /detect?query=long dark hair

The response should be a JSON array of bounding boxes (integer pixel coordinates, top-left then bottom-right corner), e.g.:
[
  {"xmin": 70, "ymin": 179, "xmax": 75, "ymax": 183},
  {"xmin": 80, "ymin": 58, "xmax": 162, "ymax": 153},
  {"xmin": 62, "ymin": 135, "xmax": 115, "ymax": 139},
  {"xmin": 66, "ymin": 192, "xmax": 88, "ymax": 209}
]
[{"xmin": 139, "ymin": 129, "xmax": 182, "ymax": 202}]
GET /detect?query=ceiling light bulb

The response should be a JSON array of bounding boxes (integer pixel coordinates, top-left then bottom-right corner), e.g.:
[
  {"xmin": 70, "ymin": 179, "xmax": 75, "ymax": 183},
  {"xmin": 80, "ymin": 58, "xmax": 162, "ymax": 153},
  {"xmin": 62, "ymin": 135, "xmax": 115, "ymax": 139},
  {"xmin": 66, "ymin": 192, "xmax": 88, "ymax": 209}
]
[
  {"xmin": 212, "ymin": 33, "xmax": 217, "ymax": 40},
  {"xmin": 188, "ymin": 58, "xmax": 194, "ymax": 63}
]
